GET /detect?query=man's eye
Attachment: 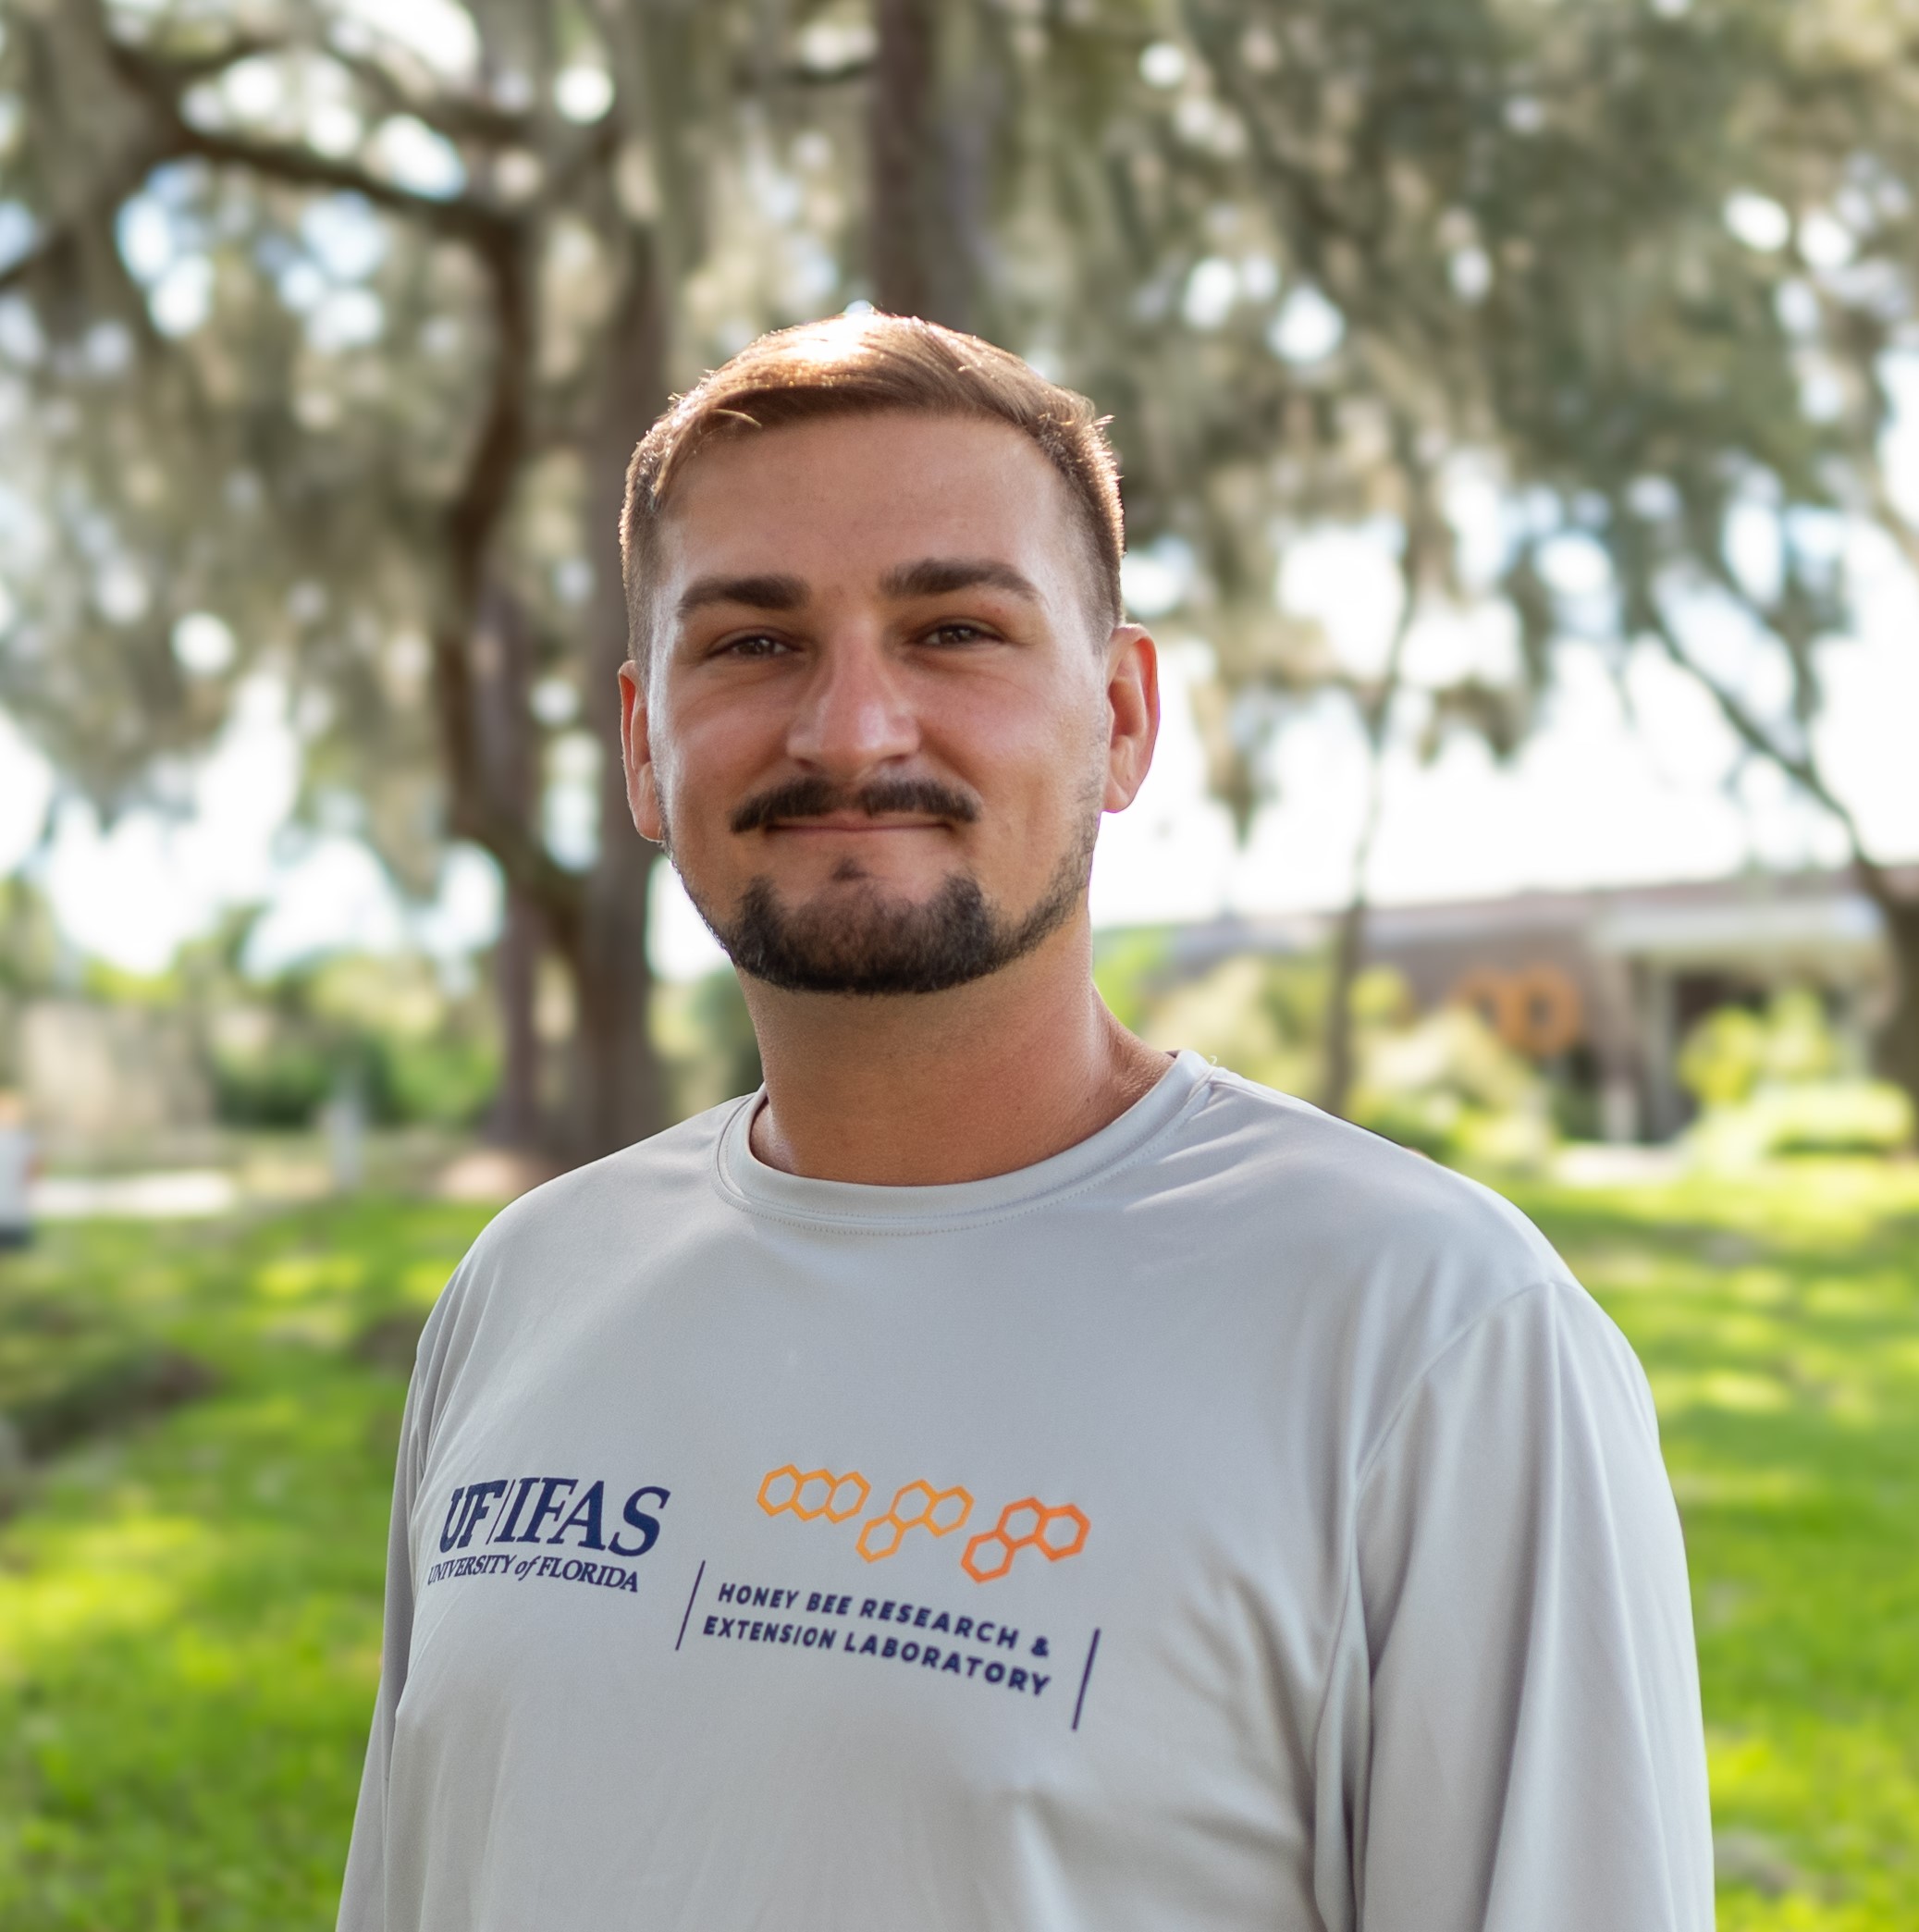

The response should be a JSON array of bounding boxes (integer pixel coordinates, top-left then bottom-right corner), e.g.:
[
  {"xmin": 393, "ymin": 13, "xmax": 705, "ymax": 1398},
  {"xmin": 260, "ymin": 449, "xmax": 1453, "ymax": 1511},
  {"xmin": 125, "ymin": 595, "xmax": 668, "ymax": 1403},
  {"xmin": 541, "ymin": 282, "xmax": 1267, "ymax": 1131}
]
[
  {"xmin": 720, "ymin": 633, "xmax": 789, "ymax": 659},
  {"xmin": 924, "ymin": 621, "xmax": 990, "ymax": 647}
]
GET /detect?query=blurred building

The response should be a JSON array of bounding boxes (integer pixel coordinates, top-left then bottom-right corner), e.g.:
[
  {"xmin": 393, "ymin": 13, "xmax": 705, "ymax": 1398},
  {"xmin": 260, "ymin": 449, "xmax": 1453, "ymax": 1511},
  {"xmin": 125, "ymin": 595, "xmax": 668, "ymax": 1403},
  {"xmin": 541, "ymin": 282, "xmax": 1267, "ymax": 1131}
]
[
  {"xmin": 17, "ymin": 1001, "xmax": 213, "ymax": 1148},
  {"xmin": 1164, "ymin": 864, "xmax": 1905, "ymax": 1142}
]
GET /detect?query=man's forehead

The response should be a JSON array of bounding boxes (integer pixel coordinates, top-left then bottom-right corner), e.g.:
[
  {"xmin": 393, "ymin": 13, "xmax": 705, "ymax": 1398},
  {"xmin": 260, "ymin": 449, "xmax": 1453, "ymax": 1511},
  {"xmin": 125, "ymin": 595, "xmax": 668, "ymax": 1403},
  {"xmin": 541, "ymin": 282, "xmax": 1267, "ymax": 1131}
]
[{"xmin": 655, "ymin": 412, "xmax": 1078, "ymax": 588}]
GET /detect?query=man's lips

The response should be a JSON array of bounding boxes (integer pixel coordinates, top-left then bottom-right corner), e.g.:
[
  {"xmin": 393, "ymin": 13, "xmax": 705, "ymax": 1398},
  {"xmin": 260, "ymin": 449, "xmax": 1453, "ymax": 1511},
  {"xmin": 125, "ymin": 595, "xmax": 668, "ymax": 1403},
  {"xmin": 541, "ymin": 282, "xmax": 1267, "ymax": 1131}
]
[
  {"xmin": 759, "ymin": 813, "xmax": 953, "ymax": 832},
  {"xmin": 729, "ymin": 777, "xmax": 980, "ymax": 836}
]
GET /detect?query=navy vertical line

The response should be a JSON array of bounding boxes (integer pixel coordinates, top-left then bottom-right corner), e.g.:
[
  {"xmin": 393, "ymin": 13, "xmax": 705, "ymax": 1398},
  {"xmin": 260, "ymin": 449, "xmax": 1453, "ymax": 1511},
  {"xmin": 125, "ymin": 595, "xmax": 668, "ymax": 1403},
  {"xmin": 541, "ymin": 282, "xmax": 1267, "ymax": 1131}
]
[
  {"xmin": 1071, "ymin": 1627, "xmax": 1101, "ymax": 1731},
  {"xmin": 675, "ymin": 1559, "xmax": 706, "ymax": 1652}
]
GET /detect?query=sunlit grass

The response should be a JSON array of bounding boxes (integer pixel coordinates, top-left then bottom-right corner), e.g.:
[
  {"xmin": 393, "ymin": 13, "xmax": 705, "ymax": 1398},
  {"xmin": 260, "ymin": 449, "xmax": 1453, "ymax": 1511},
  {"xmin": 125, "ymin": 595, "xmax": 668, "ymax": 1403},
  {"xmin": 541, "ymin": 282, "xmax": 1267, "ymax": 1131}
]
[
  {"xmin": 0, "ymin": 1203, "xmax": 489, "ymax": 1930},
  {"xmin": 1507, "ymin": 1159, "xmax": 1919, "ymax": 1927},
  {"xmin": 0, "ymin": 1165, "xmax": 1915, "ymax": 1924}
]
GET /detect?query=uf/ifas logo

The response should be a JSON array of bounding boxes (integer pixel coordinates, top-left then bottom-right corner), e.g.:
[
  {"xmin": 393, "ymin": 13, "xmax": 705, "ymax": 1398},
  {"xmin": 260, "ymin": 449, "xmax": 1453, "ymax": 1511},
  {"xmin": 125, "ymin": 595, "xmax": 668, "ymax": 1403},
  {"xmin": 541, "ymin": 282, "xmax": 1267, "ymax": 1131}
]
[
  {"xmin": 757, "ymin": 1465, "xmax": 1088, "ymax": 1583},
  {"xmin": 438, "ymin": 1476, "xmax": 670, "ymax": 1557}
]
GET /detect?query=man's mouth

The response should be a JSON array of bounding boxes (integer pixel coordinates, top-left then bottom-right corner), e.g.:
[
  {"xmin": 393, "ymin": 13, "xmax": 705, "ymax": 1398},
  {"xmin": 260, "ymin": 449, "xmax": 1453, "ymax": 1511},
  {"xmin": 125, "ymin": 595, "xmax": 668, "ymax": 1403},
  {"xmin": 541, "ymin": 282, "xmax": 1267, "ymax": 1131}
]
[
  {"xmin": 731, "ymin": 775, "xmax": 980, "ymax": 836},
  {"xmin": 765, "ymin": 812, "xmax": 948, "ymax": 833}
]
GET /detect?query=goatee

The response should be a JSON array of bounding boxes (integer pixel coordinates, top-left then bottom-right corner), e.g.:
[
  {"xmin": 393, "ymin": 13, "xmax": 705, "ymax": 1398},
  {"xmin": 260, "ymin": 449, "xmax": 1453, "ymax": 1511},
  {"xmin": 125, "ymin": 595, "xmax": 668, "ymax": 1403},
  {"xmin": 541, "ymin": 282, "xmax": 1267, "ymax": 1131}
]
[
  {"xmin": 671, "ymin": 771, "xmax": 1101, "ymax": 996},
  {"xmin": 716, "ymin": 856, "xmax": 1086, "ymax": 996}
]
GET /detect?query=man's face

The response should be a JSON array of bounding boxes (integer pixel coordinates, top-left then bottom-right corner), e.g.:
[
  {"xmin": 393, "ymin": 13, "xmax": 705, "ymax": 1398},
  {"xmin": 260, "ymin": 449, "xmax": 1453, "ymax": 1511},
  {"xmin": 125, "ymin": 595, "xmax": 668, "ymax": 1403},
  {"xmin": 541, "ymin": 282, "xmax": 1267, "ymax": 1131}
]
[{"xmin": 620, "ymin": 411, "xmax": 1157, "ymax": 996}]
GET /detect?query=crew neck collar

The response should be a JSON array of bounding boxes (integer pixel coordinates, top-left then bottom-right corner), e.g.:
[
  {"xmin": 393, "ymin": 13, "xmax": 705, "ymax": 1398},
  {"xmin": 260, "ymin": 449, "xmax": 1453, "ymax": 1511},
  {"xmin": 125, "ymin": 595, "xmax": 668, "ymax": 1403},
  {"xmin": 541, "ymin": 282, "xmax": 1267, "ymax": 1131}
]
[{"xmin": 712, "ymin": 1050, "xmax": 1212, "ymax": 1232}]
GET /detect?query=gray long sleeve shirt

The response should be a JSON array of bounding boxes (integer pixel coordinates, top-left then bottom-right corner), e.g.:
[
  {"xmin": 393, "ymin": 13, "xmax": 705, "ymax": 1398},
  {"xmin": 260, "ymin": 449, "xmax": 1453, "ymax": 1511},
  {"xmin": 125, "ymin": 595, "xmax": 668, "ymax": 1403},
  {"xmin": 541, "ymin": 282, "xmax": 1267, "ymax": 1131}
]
[{"xmin": 340, "ymin": 1053, "xmax": 1714, "ymax": 1929}]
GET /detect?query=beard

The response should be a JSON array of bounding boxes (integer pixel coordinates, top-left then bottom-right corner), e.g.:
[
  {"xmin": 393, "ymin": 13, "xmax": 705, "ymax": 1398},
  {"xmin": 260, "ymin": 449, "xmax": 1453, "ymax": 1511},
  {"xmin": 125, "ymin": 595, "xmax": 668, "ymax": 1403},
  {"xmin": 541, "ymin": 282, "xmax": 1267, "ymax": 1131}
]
[{"xmin": 670, "ymin": 776, "xmax": 1101, "ymax": 997}]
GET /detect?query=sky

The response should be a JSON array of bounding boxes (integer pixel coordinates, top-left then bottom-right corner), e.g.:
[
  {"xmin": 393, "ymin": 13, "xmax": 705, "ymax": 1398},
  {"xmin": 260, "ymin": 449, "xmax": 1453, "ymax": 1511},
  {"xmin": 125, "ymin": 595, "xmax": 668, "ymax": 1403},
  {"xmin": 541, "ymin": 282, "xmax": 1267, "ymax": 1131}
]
[{"xmin": 3, "ymin": 505, "xmax": 1911, "ymax": 984}]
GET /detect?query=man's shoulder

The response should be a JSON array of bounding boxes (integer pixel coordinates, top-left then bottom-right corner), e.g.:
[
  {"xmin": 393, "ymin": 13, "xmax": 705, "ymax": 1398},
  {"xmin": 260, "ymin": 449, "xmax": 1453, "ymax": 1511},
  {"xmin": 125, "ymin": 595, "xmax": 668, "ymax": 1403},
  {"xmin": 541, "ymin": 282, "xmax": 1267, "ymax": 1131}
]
[
  {"xmin": 1162, "ymin": 1064, "xmax": 1581, "ymax": 1367},
  {"xmin": 422, "ymin": 1098, "xmax": 740, "ymax": 1329},
  {"xmin": 1177, "ymin": 1065, "xmax": 1560, "ymax": 1269},
  {"xmin": 404, "ymin": 1099, "xmax": 745, "ymax": 1402},
  {"xmin": 469, "ymin": 1095, "xmax": 743, "ymax": 1257}
]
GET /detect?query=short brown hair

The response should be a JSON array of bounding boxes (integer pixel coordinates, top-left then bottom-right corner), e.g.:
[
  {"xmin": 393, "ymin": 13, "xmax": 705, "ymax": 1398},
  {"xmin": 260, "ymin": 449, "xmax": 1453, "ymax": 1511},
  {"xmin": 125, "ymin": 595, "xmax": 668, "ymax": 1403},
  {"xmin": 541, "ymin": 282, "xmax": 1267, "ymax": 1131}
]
[{"xmin": 620, "ymin": 314, "xmax": 1125, "ymax": 660}]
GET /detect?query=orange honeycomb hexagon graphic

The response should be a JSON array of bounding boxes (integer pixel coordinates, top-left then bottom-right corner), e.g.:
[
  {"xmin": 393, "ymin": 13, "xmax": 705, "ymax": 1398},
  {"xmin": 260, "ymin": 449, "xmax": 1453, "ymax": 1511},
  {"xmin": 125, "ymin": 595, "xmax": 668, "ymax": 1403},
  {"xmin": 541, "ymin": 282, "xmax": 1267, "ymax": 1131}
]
[
  {"xmin": 999, "ymin": 1502, "xmax": 1043, "ymax": 1544},
  {"xmin": 855, "ymin": 1480, "xmax": 973, "ymax": 1563},
  {"xmin": 757, "ymin": 1465, "xmax": 868, "ymax": 1524},
  {"xmin": 962, "ymin": 1496, "xmax": 1089, "ymax": 1583},
  {"xmin": 962, "ymin": 1533, "xmax": 1016, "ymax": 1582}
]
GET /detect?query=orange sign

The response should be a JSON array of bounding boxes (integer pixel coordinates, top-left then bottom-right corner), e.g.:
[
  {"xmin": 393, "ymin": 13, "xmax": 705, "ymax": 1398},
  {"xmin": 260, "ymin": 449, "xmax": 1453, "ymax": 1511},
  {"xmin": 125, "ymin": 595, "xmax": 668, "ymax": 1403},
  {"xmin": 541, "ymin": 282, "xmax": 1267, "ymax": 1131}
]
[{"xmin": 1451, "ymin": 963, "xmax": 1584, "ymax": 1058}]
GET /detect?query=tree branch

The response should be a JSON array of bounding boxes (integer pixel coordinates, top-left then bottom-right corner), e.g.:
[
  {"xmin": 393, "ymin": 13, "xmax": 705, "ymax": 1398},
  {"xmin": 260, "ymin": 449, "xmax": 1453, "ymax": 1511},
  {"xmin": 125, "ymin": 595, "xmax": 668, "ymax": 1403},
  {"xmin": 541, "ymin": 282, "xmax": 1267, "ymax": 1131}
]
[
  {"xmin": 0, "ymin": 227, "xmax": 64, "ymax": 299},
  {"xmin": 321, "ymin": 43, "xmax": 533, "ymax": 150},
  {"xmin": 1642, "ymin": 597, "xmax": 1884, "ymax": 887},
  {"xmin": 103, "ymin": 38, "xmax": 516, "ymax": 247},
  {"xmin": 92, "ymin": 2, "xmax": 559, "ymax": 934},
  {"xmin": 430, "ymin": 612, "xmax": 585, "ymax": 945},
  {"xmin": 750, "ymin": 52, "xmax": 875, "ymax": 90},
  {"xmin": 132, "ymin": 31, "xmax": 285, "ymax": 84}
]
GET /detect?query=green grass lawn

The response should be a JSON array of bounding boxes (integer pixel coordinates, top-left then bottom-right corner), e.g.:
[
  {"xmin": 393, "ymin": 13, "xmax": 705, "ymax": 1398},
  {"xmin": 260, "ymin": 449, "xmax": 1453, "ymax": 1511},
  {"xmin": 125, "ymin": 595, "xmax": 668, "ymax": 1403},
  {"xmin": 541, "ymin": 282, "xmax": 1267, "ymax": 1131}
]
[
  {"xmin": 0, "ymin": 1202, "xmax": 493, "ymax": 1929},
  {"xmin": 0, "ymin": 1162, "xmax": 1915, "ymax": 1926},
  {"xmin": 1505, "ymin": 1161, "xmax": 1919, "ymax": 1929}
]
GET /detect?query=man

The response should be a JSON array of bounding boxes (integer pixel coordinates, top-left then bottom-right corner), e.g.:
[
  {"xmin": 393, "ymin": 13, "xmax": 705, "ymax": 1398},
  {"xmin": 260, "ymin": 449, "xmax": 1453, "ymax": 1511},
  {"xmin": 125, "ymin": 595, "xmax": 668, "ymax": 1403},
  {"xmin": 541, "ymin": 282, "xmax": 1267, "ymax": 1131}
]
[
  {"xmin": 340, "ymin": 314, "xmax": 1712, "ymax": 1931},
  {"xmin": 0, "ymin": 1091, "xmax": 31, "ymax": 1249}
]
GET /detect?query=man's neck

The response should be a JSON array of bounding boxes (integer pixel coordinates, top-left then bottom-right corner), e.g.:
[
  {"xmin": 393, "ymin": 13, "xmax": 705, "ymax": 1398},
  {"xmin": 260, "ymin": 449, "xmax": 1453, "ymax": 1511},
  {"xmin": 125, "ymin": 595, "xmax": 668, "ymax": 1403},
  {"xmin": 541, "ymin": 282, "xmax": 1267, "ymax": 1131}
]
[{"xmin": 741, "ymin": 917, "xmax": 1173, "ymax": 1186}]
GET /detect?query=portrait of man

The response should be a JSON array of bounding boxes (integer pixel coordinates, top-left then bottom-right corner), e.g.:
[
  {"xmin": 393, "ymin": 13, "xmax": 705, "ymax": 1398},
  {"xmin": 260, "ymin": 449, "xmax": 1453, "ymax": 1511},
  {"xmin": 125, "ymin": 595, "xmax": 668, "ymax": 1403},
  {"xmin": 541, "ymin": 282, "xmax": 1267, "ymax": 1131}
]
[{"xmin": 339, "ymin": 313, "xmax": 1712, "ymax": 1932}]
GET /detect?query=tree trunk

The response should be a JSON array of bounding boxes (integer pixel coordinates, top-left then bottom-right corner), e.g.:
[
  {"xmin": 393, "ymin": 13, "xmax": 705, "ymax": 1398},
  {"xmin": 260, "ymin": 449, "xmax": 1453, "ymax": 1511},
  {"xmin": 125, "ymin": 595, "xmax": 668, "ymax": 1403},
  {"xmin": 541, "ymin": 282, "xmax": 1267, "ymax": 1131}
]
[
  {"xmin": 869, "ymin": 0, "xmax": 938, "ymax": 319},
  {"xmin": 467, "ymin": 580, "xmax": 546, "ymax": 1146},
  {"xmin": 1322, "ymin": 481, "xmax": 1428, "ymax": 1121},
  {"xmin": 868, "ymin": 0, "xmax": 991, "ymax": 329},
  {"xmin": 561, "ymin": 242, "xmax": 672, "ymax": 1163},
  {"xmin": 491, "ymin": 883, "xmax": 547, "ymax": 1145},
  {"xmin": 1322, "ymin": 666, "xmax": 1404, "ymax": 1121},
  {"xmin": 1322, "ymin": 892, "xmax": 1369, "ymax": 1121},
  {"xmin": 1865, "ymin": 876, "xmax": 1919, "ymax": 1114}
]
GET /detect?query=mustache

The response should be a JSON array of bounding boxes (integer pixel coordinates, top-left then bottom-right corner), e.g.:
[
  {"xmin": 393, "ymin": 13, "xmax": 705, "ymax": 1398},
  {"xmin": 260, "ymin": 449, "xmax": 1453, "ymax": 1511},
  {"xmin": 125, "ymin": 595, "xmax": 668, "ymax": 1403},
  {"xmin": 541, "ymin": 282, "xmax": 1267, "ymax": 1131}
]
[{"xmin": 729, "ymin": 774, "xmax": 981, "ymax": 836}]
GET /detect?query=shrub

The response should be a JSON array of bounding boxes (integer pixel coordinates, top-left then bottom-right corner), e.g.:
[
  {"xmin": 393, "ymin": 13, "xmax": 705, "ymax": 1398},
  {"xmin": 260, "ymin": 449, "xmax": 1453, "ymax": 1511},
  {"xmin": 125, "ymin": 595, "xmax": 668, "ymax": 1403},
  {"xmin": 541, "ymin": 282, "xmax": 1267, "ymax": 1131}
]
[{"xmin": 1679, "ymin": 988, "xmax": 1913, "ymax": 1165}]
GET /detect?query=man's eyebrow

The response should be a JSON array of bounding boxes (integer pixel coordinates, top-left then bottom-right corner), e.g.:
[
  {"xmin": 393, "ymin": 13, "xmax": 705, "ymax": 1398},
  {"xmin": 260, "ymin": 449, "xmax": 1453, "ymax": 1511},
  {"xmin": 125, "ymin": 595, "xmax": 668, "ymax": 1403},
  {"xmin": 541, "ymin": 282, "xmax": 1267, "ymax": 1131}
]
[
  {"xmin": 674, "ymin": 572, "xmax": 808, "ymax": 620},
  {"xmin": 880, "ymin": 557, "xmax": 1044, "ymax": 603}
]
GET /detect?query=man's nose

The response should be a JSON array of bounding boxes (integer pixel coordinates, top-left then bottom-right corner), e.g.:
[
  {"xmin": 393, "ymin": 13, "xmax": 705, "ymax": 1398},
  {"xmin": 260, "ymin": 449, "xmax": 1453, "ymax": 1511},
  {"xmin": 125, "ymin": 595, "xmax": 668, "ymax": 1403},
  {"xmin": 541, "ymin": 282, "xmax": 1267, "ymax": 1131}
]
[{"xmin": 785, "ymin": 625, "xmax": 920, "ymax": 775}]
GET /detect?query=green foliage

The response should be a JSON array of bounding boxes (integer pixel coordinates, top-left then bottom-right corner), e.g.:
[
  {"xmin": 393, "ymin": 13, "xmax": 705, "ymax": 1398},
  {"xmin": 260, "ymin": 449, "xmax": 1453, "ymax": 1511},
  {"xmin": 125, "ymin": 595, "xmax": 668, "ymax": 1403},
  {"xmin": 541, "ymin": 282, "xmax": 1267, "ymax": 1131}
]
[
  {"xmin": 653, "ymin": 967, "xmax": 763, "ymax": 1119},
  {"xmin": 378, "ymin": 1035, "xmax": 501, "ymax": 1134},
  {"xmin": 1138, "ymin": 950, "xmax": 1551, "ymax": 1166},
  {"xmin": 0, "ymin": 880, "xmax": 61, "ymax": 1090},
  {"xmin": 210, "ymin": 1028, "xmax": 498, "ymax": 1134},
  {"xmin": 1694, "ymin": 1081, "xmax": 1916, "ymax": 1165},
  {"xmin": 1350, "ymin": 1004, "xmax": 1553, "ymax": 1170},
  {"xmin": 5, "ymin": 0, "xmax": 1912, "ymax": 871},
  {"xmin": 1681, "ymin": 1006, "xmax": 1775, "ymax": 1112},
  {"xmin": 206, "ymin": 953, "xmax": 499, "ymax": 1132},
  {"xmin": 207, "ymin": 1036, "xmax": 339, "ymax": 1131},
  {"xmin": 5, "ymin": 0, "xmax": 1917, "ymax": 1148},
  {"xmin": 1138, "ymin": 951, "xmax": 1329, "ymax": 1098},
  {"xmin": 1680, "ymin": 991, "xmax": 1914, "ymax": 1164},
  {"xmin": 1090, "ymin": 928, "xmax": 1174, "ymax": 1035},
  {"xmin": 1681, "ymin": 990, "xmax": 1844, "ymax": 1110},
  {"xmin": 0, "ymin": 880, "xmax": 62, "ymax": 1003}
]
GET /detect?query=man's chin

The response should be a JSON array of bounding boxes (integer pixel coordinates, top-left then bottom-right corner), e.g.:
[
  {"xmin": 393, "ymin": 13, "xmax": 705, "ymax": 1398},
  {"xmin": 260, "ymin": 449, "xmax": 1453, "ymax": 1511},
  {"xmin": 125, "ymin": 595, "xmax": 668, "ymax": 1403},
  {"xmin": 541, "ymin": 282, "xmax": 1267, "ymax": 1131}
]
[{"xmin": 699, "ymin": 869, "xmax": 1074, "ymax": 998}]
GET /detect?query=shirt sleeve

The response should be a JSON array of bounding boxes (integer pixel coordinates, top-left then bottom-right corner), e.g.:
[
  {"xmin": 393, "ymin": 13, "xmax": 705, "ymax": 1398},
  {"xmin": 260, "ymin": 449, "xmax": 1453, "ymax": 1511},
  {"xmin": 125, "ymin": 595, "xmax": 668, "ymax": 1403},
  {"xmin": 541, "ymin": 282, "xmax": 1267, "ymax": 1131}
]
[
  {"xmin": 337, "ymin": 1322, "xmax": 437, "ymax": 1932},
  {"xmin": 1314, "ymin": 1278, "xmax": 1714, "ymax": 1932}
]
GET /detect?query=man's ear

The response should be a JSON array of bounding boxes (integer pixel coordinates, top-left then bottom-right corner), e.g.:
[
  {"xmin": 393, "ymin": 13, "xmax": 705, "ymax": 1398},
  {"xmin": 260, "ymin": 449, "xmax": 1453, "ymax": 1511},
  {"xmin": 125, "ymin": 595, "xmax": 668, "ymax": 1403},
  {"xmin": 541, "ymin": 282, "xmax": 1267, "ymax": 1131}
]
[
  {"xmin": 618, "ymin": 659, "xmax": 665, "ymax": 843},
  {"xmin": 1101, "ymin": 623, "xmax": 1160, "ymax": 813}
]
